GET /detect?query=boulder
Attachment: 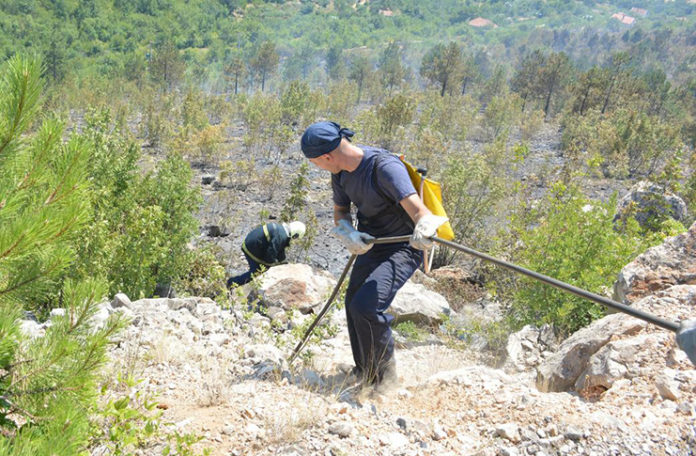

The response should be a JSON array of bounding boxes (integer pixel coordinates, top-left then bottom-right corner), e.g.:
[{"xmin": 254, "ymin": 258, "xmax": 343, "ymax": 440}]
[
  {"xmin": 574, "ymin": 332, "xmax": 667, "ymax": 392},
  {"xmin": 505, "ymin": 324, "xmax": 557, "ymax": 372},
  {"xmin": 389, "ymin": 281, "xmax": 452, "ymax": 325},
  {"xmin": 538, "ymin": 285, "xmax": 696, "ymax": 393},
  {"xmin": 536, "ymin": 313, "xmax": 646, "ymax": 392},
  {"xmin": 614, "ymin": 221, "xmax": 696, "ymax": 304},
  {"xmin": 201, "ymin": 224, "xmax": 230, "ymax": 238},
  {"xmin": 253, "ymin": 264, "xmax": 337, "ymax": 314},
  {"xmin": 613, "ymin": 181, "xmax": 687, "ymax": 229},
  {"xmin": 111, "ymin": 292, "xmax": 132, "ymax": 309}
]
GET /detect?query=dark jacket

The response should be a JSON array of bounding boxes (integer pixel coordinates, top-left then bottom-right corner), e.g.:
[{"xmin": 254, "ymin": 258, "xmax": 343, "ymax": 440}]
[{"xmin": 241, "ymin": 223, "xmax": 290, "ymax": 266}]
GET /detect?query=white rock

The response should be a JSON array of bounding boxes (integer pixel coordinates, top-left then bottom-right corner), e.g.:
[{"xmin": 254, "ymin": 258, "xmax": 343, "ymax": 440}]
[
  {"xmin": 328, "ymin": 421, "xmax": 353, "ymax": 438},
  {"xmin": 495, "ymin": 423, "xmax": 521, "ymax": 443},
  {"xmin": 112, "ymin": 293, "xmax": 132, "ymax": 309}
]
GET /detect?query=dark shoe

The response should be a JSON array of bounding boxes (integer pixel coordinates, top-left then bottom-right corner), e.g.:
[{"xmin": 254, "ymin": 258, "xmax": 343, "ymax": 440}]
[{"xmin": 374, "ymin": 360, "xmax": 399, "ymax": 393}]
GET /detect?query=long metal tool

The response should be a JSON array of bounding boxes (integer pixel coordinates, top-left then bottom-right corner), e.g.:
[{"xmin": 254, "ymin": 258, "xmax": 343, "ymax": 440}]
[
  {"xmin": 290, "ymin": 234, "xmax": 691, "ymax": 364},
  {"xmin": 432, "ymin": 236, "xmax": 680, "ymax": 332},
  {"xmin": 288, "ymin": 235, "xmax": 412, "ymax": 364}
]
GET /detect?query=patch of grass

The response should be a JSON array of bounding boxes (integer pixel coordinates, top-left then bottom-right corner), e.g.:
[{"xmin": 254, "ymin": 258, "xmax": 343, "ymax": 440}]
[
  {"xmin": 262, "ymin": 394, "xmax": 325, "ymax": 445},
  {"xmin": 394, "ymin": 321, "xmax": 427, "ymax": 342},
  {"xmin": 439, "ymin": 314, "xmax": 512, "ymax": 366}
]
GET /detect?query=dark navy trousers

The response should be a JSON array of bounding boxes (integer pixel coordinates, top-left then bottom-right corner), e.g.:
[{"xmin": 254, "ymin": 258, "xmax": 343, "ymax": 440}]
[
  {"xmin": 344, "ymin": 242, "xmax": 422, "ymax": 383},
  {"xmin": 227, "ymin": 252, "xmax": 262, "ymax": 287}
]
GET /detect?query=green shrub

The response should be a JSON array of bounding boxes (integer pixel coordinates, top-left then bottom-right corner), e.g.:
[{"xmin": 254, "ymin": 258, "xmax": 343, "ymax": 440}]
[
  {"xmin": 69, "ymin": 111, "xmax": 201, "ymax": 299},
  {"xmin": 434, "ymin": 138, "xmax": 516, "ymax": 266},
  {"xmin": 394, "ymin": 321, "xmax": 425, "ymax": 342},
  {"xmin": 507, "ymin": 182, "xmax": 667, "ymax": 336},
  {"xmin": 174, "ymin": 243, "xmax": 228, "ymax": 299}
]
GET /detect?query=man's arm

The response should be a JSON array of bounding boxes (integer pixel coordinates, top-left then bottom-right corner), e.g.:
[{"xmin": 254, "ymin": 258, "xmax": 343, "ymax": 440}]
[
  {"xmin": 333, "ymin": 204, "xmax": 352, "ymax": 226},
  {"xmin": 399, "ymin": 193, "xmax": 432, "ymax": 224}
]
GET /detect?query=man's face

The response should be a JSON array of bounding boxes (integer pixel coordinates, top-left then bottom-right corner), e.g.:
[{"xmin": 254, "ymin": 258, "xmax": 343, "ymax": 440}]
[{"xmin": 308, "ymin": 151, "xmax": 340, "ymax": 174}]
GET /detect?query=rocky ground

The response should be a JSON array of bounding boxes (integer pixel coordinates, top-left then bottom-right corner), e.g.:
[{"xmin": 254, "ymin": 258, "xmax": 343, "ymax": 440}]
[
  {"xmin": 73, "ymin": 224, "xmax": 696, "ymax": 456},
  {"xmin": 53, "ymin": 117, "xmax": 692, "ymax": 455}
]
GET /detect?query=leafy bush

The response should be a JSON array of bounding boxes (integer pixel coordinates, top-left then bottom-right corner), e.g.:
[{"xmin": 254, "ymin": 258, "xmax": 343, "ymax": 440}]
[
  {"xmin": 281, "ymin": 163, "xmax": 319, "ymax": 263},
  {"xmin": 69, "ymin": 111, "xmax": 201, "ymax": 299},
  {"xmin": 434, "ymin": 139, "xmax": 517, "ymax": 266},
  {"xmin": 91, "ymin": 374, "xmax": 208, "ymax": 456},
  {"xmin": 506, "ymin": 182, "xmax": 668, "ymax": 336},
  {"xmin": 174, "ymin": 244, "xmax": 228, "ymax": 299},
  {"xmin": 561, "ymin": 108, "xmax": 683, "ymax": 179}
]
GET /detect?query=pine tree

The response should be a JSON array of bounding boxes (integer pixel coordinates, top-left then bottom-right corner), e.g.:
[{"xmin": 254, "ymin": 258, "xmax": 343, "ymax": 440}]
[
  {"xmin": 0, "ymin": 55, "xmax": 120, "ymax": 455},
  {"xmin": 420, "ymin": 42, "xmax": 463, "ymax": 97}
]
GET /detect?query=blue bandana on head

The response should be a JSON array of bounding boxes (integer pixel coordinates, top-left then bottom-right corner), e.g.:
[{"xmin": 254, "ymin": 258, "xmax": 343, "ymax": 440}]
[{"xmin": 301, "ymin": 121, "xmax": 354, "ymax": 158}]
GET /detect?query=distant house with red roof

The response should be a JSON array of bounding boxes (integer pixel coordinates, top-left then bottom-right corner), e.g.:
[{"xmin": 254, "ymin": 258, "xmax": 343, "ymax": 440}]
[
  {"xmin": 469, "ymin": 17, "xmax": 497, "ymax": 28},
  {"xmin": 630, "ymin": 7, "xmax": 648, "ymax": 17},
  {"xmin": 611, "ymin": 12, "xmax": 636, "ymax": 25}
]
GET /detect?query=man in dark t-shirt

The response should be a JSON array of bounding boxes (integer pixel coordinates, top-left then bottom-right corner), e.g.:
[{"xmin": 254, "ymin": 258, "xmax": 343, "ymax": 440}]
[
  {"xmin": 301, "ymin": 121, "xmax": 447, "ymax": 388},
  {"xmin": 227, "ymin": 221, "xmax": 306, "ymax": 287}
]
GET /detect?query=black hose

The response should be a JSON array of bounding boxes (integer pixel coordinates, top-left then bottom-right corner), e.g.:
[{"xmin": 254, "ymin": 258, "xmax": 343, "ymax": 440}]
[
  {"xmin": 432, "ymin": 236, "xmax": 680, "ymax": 332},
  {"xmin": 288, "ymin": 254, "xmax": 357, "ymax": 363}
]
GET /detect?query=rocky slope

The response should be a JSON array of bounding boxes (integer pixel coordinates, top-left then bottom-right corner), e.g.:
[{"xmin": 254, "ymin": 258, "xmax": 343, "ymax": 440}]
[{"xmin": 71, "ymin": 223, "xmax": 696, "ymax": 455}]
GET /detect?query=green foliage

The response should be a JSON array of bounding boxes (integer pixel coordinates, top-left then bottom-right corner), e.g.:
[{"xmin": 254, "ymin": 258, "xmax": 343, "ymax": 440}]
[
  {"xmin": 348, "ymin": 55, "xmax": 372, "ymax": 103},
  {"xmin": 417, "ymin": 92, "xmax": 476, "ymax": 144},
  {"xmin": 435, "ymin": 139, "xmax": 515, "ymax": 266},
  {"xmin": 281, "ymin": 162, "xmax": 318, "ymax": 262},
  {"xmin": 480, "ymin": 91, "xmax": 522, "ymax": 141},
  {"xmin": 561, "ymin": 107, "xmax": 683, "ymax": 179},
  {"xmin": 280, "ymin": 80, "xmax": 312, "ymax": 126},
  {"xmin": 281, "ymin": 162, "xmax": 311, "ymax": 223},
  {"xmin": 510, "ymin": 50, "xmax": 572, "ymax": 118},
  {"xmin": 67, "ymin": 111, "xmax": 201, "ymax": 299},
  {"xmin": 356, "ymin": 92, "xmax": 417, "ymax": 149},
  {"xmin": 218, "ymin": 158, "xmax": 256, "ymax": 191},
  {"xmin": 175, "ymin": 244, "xmax": 228, "ymax": 298},
  {"xmin": 394, "ymin": 321, "xmax": 425, "ymax": 342},
  {"xmin": 240, "ymin": 92, "xmax": 281, "ymax": 155},
  {"xmin": 249, "ymin": 41, "xmax": 279, "ymax": 92},
  {"xmin": 506, "ymin": 182, "xmax": 662, "ymax": 336},
  {"xmin": 420, "ymin": 42, "xmax": 463, "ymax": 97},
  {"xmin": 91, "ymin": 374, "xmax": 209, "ymax": 456},
  {"xmin": 94, "ymin": 375, "xmax": 161, "ymax": 454},
  {"xmin": 378, "ymin": 41, "xmax": 407, "ymax": 92},
  {"xmin": 149, "ymin": 39, "xmax": 185, "ymax": 91},
  {"xmin": 0, "ymin": 55, "xmax": 121, "ymax": 454},
  {"xmin": 684, "ymin": 151, "xmax": 696, "ymax": 226}
]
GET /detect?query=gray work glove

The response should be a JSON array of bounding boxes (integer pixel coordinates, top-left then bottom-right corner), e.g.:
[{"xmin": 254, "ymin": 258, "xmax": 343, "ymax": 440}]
[
  {"xmin": 676, "ymin": 319, "xmax": 696, "ymax": 366},
  {"xmin": 410, "ymin": 214, "xmax": 448, "ymax": 250},
  {"xmin": 331, "ymin": 219, "xmax": 374, "ymax": 255}
]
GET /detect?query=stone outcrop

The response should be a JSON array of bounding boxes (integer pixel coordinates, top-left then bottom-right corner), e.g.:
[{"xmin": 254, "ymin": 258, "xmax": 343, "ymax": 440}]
[
  {"xmin": 614, "ymin": 221, "xmax": 696, "ymax": 304},
  {"xmin": 505, "ymin": 324, "xmax": 557, "ymax": 372},
  {"xmin": 251, "ymin": 263, "xmax": 337, "ymax": 314},
  {"xmin": 389, "ymin": 281, "xmax": 453, "ymax": 325},
  {"xmin": 535, "ymin": 313, "xmax": 646, "ymax": 392},
  {"xmin": 538, "ymin": 222, "xmax": 696, "ymax": 393},
  {"xmin": 613, "ymin": 180, "xmax": 688, "ymax": 230}
]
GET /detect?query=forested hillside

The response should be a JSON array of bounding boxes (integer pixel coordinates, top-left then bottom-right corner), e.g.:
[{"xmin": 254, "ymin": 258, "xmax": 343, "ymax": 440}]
[
  {"xmin": 2, "ymin": 0, "xmax": 695, "ymax": 89},
  {"xmin": 1, "ymin": 0, "xmax": 695, "ymax": 454}
]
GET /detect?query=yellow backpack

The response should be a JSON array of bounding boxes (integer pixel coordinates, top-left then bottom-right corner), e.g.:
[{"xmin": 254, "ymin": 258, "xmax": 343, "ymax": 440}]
[{"xmin": 397, "ymin": 155, "xmax": 455, "ymax": 241}]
